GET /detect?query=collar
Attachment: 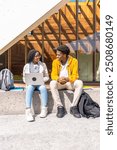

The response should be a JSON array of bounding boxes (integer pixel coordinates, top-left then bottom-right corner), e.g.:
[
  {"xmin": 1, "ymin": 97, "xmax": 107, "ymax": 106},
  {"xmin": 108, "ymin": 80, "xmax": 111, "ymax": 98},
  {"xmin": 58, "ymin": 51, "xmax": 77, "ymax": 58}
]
[{"xmin": 57, "ymin": 55, "xmax": 73, "ymax": 66}]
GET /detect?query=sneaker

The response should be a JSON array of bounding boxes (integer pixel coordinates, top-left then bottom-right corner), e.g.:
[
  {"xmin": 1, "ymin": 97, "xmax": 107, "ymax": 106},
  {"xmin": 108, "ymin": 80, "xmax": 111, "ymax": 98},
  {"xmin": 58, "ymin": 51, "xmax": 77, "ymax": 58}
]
[
  {"xmin": 40, "ymin": 107, "xmax": 48, "ymax": 118},
  {"xmin": 70, "ymin": 106, "xmax": 81, "ymax": 118},
  {"xmin": 25, "ymin": 108, "xmax": 34, "ymax": 122},
  {"xmin": 56, "ymin": 106, "xmax": 66, "ymax": 118}
]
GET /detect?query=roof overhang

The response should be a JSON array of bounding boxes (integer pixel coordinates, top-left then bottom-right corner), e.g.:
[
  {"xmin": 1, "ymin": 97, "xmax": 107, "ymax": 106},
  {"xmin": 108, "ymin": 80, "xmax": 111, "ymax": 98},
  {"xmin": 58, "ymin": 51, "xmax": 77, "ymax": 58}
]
[{"xmin": 0, "ymin": 0, "xmax": 69, "ymax": 55}]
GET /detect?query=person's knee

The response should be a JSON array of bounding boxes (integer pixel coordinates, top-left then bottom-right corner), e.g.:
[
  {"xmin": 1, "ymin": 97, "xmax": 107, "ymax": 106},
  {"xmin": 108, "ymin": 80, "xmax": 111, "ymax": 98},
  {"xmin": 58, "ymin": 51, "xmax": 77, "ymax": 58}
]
[
  {"xmin": 26, "ymin": 85, "xmax": 35, "ymax": 91},
  {"xmin": 74, "ymin": 80, "xmax": 83, "ymax": 88},
  {"xmin": 50, "ymin": 80, "xmax": 58, "ymax": 89},
  {"xmin": 66, "ymin": 82, "xmax": 71, "ymax": 87},
  {"xmin": 39, "ymin": 85, "xmax": 47, "ymax": 91}
]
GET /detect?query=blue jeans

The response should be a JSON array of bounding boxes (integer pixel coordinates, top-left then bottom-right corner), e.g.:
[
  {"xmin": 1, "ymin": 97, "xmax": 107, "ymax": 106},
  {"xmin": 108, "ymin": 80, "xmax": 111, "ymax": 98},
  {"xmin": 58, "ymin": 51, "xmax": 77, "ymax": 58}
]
[{"xmin": 26, "ymin": 85, "xmax": 48, "ymax": 108}]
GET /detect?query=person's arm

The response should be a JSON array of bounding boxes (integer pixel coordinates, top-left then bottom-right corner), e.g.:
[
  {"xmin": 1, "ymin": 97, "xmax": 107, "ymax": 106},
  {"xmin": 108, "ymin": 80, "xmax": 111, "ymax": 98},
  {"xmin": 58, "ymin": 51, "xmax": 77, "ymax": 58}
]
[
  {"xmin": 43, "ymin": 63, "xmax": 49, "ymax": 82},
  {"xmin": 23, "ymin": 65, "xmax": 26, "ymax": 83},
  {"xmin": 51, "ymin": 60, "xmax": 60, "ymax": 81},
  {"xmin": 69, "ymin": 59, "xmax": 79, "ymax": 82},
  {"xmin": 22, "ymin": 64, "xmax": 30, "ymax": 83}
]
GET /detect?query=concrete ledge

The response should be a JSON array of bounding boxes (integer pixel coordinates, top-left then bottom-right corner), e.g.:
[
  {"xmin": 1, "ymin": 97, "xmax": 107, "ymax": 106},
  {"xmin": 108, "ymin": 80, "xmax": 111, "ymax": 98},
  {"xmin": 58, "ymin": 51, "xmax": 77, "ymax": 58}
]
[{"xmin": 0, "ymin": 89, "xmax": 100, "ymax": 115}]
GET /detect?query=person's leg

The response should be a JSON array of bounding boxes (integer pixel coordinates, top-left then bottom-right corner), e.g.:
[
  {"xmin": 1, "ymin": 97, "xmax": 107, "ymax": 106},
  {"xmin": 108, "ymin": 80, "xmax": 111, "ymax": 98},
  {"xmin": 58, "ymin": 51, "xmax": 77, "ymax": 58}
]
[
  {"xmin": 25, "ymin": 85, "xmax": 35, "ymax": 122},
  {"xmin": 37, "ymin": 85, "xmax": 48, "ymax": 107},
  {"xmin": 26, "ymin": 85, "xmax": 35, "ymax": 108},
  {"xmin": 65, "ymin": 80, "xmax": 83, "ymax": 118},
  {"xmin": 50, "ymin": 80, "xmax": 66, "ymax": 107},
  {"xmin": 71, "ymin": 80, "xmax": 83, "ymax": 106},
  {"xmin": 36, "ymin": 85, "xmax": 48, "ymax": 118},
  {"xmin": 50, "ymin": 80, "xmax": 66, "ymax": 118},
  {"xmin": 65, "ymin": 82, "xmax": 73, "ymax": 90}
]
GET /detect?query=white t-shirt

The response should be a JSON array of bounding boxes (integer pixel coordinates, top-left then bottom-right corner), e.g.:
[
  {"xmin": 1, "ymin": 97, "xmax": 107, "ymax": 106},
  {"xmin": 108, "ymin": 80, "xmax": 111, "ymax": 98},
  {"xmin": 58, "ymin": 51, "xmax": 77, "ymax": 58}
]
[{"xmin": 59, "ymin": 61, "xmax": 68, "ymax": 77}]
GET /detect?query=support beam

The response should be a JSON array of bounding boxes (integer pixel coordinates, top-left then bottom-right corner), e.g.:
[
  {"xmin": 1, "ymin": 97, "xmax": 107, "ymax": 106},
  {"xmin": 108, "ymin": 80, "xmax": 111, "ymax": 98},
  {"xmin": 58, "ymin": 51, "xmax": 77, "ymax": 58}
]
[
  {"xmin": 24, "ymin": 36, "xmax": 28, "ymax": 64},
  {"xmin": 42, "ymin": 23, "xmax": 44, "ymax": 62},
  {"xmin": 8, "ymin": 48, "xmax": 11, "ymax": 70},
  {"xmin": 76, "ymin": 0, "xmax": 79, "ymax": 59},
  {"xmin": 93, "ymin": 0, "xmax": 96, "ymax": 81},
  {"xmin": 59, "ymin": 9, "xmax": 62, "ymax": 45}
]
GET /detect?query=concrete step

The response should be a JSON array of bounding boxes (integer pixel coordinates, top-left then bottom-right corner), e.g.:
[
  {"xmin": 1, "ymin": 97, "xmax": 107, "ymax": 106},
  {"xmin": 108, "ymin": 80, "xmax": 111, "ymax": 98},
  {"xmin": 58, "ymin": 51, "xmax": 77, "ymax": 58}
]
[{"xmin": 0, "ymin": 88, "xmax": 100, "ymax": 115}]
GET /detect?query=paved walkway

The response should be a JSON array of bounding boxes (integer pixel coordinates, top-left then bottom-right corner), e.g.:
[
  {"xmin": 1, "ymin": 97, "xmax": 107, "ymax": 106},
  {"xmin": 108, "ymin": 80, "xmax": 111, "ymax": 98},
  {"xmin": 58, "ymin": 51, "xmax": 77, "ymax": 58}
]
[
  {"xmin": 0, "ymin": 114, "xmax": 100, "ymax": 150},
  {"xmin": 0, "ymin": 87, "xmax": 100, "ymax": 150}
]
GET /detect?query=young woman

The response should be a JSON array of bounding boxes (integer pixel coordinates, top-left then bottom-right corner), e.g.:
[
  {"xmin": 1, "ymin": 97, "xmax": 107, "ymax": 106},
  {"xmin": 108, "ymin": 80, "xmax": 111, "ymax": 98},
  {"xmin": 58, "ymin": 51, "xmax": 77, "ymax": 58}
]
[{"xmin": 23, "ymin": 49, "xmax": 49, "ymax": 122}]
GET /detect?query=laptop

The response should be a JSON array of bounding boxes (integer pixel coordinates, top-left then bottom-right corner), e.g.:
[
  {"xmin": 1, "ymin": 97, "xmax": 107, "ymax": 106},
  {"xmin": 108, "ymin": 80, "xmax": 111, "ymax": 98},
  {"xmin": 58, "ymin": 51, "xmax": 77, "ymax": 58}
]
[{"xmin": 25, "ymin": 73, "xmax": 44, "ymax": 85}]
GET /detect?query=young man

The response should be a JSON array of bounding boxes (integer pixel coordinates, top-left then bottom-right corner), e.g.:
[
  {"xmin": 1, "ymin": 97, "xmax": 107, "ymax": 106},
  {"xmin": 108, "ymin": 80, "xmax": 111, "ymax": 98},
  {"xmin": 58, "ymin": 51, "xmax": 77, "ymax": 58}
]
[{"xmin": 50, "ymin": 45, "xmax": 83, "ymax": 118}]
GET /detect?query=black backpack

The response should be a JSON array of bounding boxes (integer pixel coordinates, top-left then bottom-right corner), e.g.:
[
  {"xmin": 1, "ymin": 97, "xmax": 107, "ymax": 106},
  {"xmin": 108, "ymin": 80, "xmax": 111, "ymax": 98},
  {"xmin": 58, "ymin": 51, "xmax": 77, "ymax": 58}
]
[
  {"xmin": 77, "ymin": 91, "xmax": 100, "ymax": 118},
  {"xmin": 0, "ymin": 68, "xmax": 14, "ymax": 91}
]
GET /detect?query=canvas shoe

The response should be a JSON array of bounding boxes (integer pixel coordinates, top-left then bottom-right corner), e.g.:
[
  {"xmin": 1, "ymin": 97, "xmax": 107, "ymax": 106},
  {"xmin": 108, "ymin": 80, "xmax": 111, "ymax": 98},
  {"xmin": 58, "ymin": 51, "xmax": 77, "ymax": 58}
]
[
  {"xmin": 25, "ymin": 108, "xmax": 34, "ymax": 122},
  {"xmin": 39, "ymin": 107, "xmax": 48, "ymax": 118}
]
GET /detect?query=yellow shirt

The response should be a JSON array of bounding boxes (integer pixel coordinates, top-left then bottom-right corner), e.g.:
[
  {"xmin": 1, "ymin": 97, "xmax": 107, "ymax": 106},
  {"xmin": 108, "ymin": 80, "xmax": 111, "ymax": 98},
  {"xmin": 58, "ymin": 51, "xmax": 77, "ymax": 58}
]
[{"xmin": 51, "ymin": 56, "xmax": 79, "ymax": 83}]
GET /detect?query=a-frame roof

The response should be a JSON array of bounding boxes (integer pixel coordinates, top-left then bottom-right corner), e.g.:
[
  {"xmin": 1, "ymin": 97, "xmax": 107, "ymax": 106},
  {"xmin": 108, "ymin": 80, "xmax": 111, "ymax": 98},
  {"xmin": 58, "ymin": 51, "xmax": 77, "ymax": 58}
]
[{"xmin": 0, "ymin": 0, "xmax": 69, "ymax": 55}]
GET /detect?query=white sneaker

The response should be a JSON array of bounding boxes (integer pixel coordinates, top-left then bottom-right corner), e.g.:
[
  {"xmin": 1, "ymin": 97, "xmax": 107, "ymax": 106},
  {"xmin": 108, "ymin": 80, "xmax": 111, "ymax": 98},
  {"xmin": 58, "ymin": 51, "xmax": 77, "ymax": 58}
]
[
  {"xmin": 25, "ymin": 108, "xmax": 34, "ymax": 122},
  {"xmin": 40, "ymin": 107, "xmax": 48, "ymax": 118}
]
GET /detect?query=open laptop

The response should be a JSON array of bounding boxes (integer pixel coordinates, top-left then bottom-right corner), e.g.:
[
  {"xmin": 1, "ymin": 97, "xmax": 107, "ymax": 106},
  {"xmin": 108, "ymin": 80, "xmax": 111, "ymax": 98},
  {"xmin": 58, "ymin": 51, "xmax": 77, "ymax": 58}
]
[{"xmin": 25, "ymin": 73, "xmax": 44, "ymax": 85}]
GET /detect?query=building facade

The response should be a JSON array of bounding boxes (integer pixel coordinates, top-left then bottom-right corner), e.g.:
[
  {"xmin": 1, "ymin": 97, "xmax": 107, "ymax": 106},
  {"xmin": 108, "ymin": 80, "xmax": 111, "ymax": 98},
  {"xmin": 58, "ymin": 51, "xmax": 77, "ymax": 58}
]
[{"xmin": 0, "ymin": 0, "xmax": 100, "ymax": 83}]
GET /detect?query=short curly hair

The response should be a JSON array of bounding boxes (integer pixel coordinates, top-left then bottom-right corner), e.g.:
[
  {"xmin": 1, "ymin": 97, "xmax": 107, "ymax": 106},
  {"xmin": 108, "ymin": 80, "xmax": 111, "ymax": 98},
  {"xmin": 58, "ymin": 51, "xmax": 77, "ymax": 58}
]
[
  {"xmin": 54, "ymin": 45, "xmax": 70, "ymax": 55},
  {"xmin": 27, "ymin": 49, "xmax": 41, "ymax": 63}
]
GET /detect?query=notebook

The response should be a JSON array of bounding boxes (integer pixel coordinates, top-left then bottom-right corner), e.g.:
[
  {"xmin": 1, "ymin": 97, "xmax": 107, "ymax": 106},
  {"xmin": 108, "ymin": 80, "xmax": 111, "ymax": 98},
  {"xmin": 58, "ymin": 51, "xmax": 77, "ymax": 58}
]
[{"xmin": 25, "ymin": 73, "xmax": 44, "ymax": 85}]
